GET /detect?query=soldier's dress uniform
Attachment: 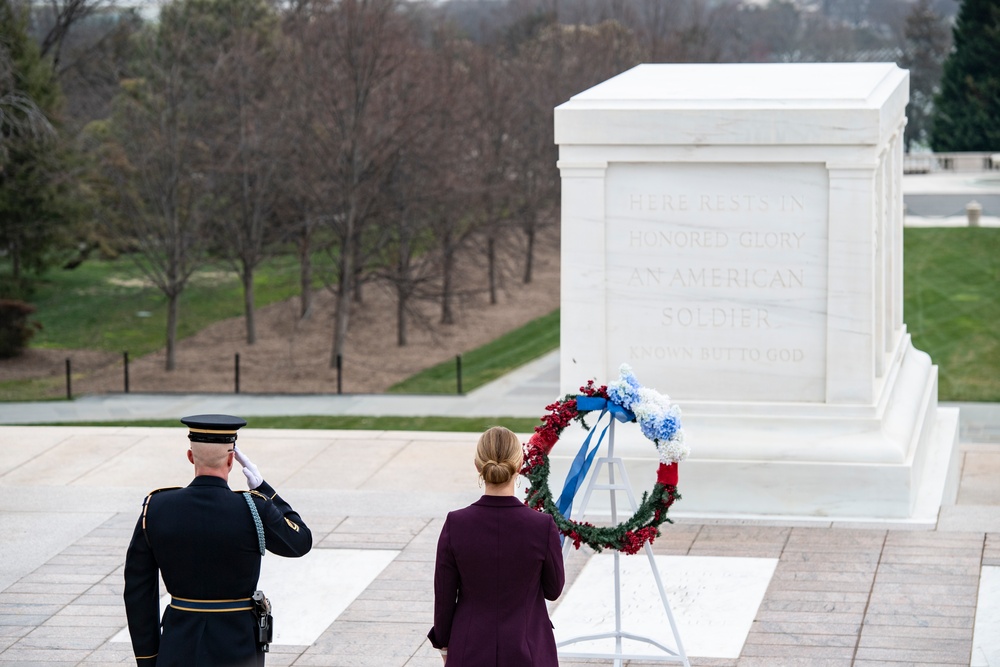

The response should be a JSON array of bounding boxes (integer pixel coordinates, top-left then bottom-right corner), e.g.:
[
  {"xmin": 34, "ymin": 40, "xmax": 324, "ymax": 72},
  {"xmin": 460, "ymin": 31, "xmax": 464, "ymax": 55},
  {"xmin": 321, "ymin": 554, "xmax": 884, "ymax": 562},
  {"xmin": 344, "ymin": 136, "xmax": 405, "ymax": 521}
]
[{"xmin": 123, "ymin": 415, "xmax": 312, "ymax": 667}]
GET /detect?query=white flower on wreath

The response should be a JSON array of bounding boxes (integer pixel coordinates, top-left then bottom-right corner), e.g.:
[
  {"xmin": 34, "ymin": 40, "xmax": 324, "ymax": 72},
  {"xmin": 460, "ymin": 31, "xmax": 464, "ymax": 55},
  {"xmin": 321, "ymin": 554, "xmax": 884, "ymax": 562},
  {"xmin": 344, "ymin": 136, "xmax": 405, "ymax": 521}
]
[{"xmin": 608, "ymin": 363, "xmax": 689, "ymax": 464}]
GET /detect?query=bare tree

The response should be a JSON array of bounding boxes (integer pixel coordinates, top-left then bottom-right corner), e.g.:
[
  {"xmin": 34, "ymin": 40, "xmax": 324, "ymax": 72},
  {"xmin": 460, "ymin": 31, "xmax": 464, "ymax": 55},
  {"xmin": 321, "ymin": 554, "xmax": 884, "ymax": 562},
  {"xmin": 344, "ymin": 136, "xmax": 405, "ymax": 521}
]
[
  {"xmin": 465, "ymin": 45, "xmax": 519, "ymax": 306},
  {"xmin": 417, "ymin": 32, "xmax": 478, "ymax": 325},
  {"xmin": 28, "ymin": 0, "xmax": 105, "ymax": 69},
  {"xmin": 505, "ymin": 20, "xmax": 642, "ymax": 284},
  {"xmin": 377, "ymin": 150, "xmax": 440, "ymax": 346},
  {"xmin": 288, "ymin": 0, "xmax": 416, "ymax": 366},
  {"xmin": 376, "ymin": 32, "xmax": 471, "ymax": 343},
  {"xmin": 18, "ymin": 0, "xmax": 143, "ymax": 133},
  {"xmin": 627, "ymin": 0, "xmax": 684, "ymax": 61},
  {"xmin": 202, "ymin": 0, "xmax": 283, "ymax": 344},
  {"xmin": 99, "ymin": 8, "xmax": 208, "ymax": 371},
  {"xmin": 271, "ymin": 18, "xmax": 321, "ymax": 321}
]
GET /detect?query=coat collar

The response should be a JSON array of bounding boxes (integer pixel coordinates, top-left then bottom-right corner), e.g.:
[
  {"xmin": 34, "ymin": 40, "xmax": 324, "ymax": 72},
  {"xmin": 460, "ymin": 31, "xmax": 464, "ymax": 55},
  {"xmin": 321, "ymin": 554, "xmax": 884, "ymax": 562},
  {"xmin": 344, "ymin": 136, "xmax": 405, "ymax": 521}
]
[
  {"xmin": 472, "ymin": 494, "xmax": 526, "ymax": 508},
  {"xmin": 189, "ymin": 475, "xmax": 231, "ymax": 489}
]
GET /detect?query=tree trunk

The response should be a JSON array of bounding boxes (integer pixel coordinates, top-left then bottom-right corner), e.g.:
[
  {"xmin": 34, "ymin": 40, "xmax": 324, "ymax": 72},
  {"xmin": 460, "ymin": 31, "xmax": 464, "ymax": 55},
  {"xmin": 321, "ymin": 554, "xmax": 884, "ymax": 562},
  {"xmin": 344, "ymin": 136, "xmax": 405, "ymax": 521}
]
[
  {"xmin": 352, "ymin": 234, "xmax": 364, "ymax": 303},
  {"xmin": 299, "ymin": 221, "xmax": 313, "ymax": 320},
  {"xmin": 523, "ymin": 225, "xmax": 535, "ymax": 284},
  {"xmin": 243, "ymin": 268, "xmax": 256, "ymax": 344},
  {"xmin": 165, "ymin": 291, "xmax": 179, "ymax": 371},
  {"xmin": 331, "ymin": 236, "xmax": 353, "ymax": 367},
  {"xmin": 488, "ymin": 236, "xmax": 497, "ymax": 305},
  {"xmin": 440, "ymin": 243, "xmax": 454, "ymax": 325},
  {"xmin": 397, "ymin": 284, "xmax": 407, "ymax": 346}
]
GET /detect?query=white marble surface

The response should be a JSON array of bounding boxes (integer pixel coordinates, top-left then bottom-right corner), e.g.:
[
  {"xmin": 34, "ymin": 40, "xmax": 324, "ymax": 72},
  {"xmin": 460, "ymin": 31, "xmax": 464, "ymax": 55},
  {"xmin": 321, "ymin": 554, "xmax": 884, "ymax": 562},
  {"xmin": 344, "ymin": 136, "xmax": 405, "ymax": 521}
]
[
  {"xmin": 605, "ymin": 161, "xmax": 829, "ymax": 401},
  {"xmin": 558, "ymin": 63, "xmax": 910, "ymax": 404},
  {"xmin": 972, "ymin": 566, "xmax": 1000, "ymax": 667},
  {"xmin": 556, "ymin": 64, "xmax": 908, "ymax": 147},
  {"xmin": 552, "ymin": 554, "xmax": 777, "ymax": 659},
  {"xmin": 554, "ymin": 62, "xmax": 958, "ymax": 519},
  {"xmin": 260, "ymin": 548, "xmax": 398, "ymax": 645},
  {"xmin": 567, "ymin": 63, "xmax": 901, "ymax": 104},
  {"xmin": 112, "ymin": 548, "xmax": 398, "ymax": 646},
  {"xmin": 0, "ymin": 511, "xmax": 113, "ymax": 593}
]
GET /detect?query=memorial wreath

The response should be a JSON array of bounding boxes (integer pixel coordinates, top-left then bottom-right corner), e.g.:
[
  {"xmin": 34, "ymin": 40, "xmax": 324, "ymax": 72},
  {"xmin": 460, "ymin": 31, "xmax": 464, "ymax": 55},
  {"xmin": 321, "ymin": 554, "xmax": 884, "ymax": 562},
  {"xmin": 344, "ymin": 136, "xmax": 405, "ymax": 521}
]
[{"xmin": 522, "ymin": 364, "xmax": 688, "ymax": 555}]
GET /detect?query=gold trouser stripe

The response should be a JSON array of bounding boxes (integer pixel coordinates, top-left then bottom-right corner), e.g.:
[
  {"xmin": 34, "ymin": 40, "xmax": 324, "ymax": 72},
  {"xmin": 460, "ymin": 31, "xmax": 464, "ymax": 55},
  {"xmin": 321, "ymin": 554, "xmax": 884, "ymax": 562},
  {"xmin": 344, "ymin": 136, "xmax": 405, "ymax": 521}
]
[{"xmin": 136, "ymin": 653, "xmax": 158, "ymax": 660}]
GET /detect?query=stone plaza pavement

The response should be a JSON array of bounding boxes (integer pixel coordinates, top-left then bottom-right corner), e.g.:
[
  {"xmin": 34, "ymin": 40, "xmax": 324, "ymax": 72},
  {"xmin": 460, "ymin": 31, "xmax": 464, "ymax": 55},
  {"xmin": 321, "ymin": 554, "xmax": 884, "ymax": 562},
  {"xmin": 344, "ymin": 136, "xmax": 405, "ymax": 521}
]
[{"xmin": 0, "ymin": 354, "xmax": 998, "ymax": 666}]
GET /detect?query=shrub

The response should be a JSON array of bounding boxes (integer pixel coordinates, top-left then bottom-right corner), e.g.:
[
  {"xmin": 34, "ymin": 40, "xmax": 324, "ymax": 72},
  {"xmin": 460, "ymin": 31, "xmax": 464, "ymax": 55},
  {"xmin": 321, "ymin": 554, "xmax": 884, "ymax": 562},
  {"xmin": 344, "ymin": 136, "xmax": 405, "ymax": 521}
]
[{"xmin": 0, "ymin": 299, "xmax": 42, "ymax": 358}]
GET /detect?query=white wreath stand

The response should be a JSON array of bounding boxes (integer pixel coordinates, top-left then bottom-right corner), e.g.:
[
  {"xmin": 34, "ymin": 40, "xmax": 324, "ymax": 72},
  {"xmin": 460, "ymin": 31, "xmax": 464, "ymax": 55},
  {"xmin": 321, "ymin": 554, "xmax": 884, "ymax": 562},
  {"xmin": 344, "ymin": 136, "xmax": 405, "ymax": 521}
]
[{"xmin": 556, "ymin": 419, "xmax": 691, "ymax": 667}]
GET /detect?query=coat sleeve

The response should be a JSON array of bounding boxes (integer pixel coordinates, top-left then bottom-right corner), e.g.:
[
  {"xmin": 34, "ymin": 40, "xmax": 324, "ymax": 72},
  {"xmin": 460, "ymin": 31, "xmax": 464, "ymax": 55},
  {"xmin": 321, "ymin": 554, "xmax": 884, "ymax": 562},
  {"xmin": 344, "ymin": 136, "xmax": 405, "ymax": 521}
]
[
  {"xmin": 427, "ymin": 515, "xmax": 458, "ymax": 649},
  {"xmin": 252, "ymin": 481, "xmax": 313, "ymax": 557},
  {"xmin": 123, "ymin": 514, "xmax": 160, "ymax": 666},
  {"xmin": 541, "ymin": 516, "xmax": 565, "ymax": 601}
]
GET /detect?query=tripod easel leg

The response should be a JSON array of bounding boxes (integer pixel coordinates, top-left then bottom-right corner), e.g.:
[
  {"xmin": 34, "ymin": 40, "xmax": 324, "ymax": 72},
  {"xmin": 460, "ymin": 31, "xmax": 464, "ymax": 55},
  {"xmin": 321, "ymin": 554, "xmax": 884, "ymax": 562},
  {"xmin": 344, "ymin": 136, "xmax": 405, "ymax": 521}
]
[{"xmin": 556, "ymin": 420, "xmax": 690, "ymax": 666}]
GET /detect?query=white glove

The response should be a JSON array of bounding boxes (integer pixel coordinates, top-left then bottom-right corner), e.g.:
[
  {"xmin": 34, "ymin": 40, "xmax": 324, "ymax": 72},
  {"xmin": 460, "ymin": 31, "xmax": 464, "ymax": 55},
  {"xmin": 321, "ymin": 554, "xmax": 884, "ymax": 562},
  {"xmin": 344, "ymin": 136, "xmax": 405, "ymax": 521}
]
[{"xmin": 233, "ymin": 446, "xmax": 263, "ymax": 489}]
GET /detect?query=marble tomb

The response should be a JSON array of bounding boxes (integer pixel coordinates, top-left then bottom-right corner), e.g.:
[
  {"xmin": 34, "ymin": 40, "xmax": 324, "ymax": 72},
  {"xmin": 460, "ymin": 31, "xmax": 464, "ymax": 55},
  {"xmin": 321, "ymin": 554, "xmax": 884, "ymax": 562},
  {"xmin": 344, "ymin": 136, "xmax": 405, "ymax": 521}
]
[{"xmin": 554, "ymin": 63, "xmax": 960, "ymax": 521}]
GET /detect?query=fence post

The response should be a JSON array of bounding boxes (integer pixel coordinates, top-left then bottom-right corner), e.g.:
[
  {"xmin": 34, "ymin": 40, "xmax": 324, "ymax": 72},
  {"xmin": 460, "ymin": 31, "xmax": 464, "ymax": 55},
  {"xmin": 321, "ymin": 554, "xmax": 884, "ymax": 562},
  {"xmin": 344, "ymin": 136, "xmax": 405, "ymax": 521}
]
[
  {"xmin": 456, "ymin": 354, "xmax": 463, "ymax": 395},
  {"xmin": 234, "ymin": 353, "xmax": 240, "ymax": 394},
  {"xmin": 65, "ymin": 358, "xmax": 72, "ymax": 400},
  {"xmin": 123, "ymin": 351, "xmax": 130, "ymax": 393},
  {"xmin": 336, "ymin": 354, "xmax": 343, "ymax": 395}
]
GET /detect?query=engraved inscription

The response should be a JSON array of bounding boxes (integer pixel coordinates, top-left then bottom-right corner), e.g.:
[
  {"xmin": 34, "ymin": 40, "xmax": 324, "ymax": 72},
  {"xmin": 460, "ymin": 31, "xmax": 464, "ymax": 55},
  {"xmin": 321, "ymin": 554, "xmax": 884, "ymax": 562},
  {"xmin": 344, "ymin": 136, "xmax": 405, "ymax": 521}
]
[
  {"xmin": 628, "ymin": 230, "xmax": 808, "ymax": 249},
  {"xmin": 628, "ymin": 345, "xmax": 805, "ymax": 363},
  {"xmin": 605, "ymin": 162, "xmax": 829, "ymax": 401},
  {"xmin": 627, "ymin": 267, "xmax": 804, "ymax": 290},
  {"xmin": 628, "ymin": 193, "xmax": 805, "ymax": 213},
  {"xmin": 660, "ymin": 307, "xmax": 770, "ymax": 328}
]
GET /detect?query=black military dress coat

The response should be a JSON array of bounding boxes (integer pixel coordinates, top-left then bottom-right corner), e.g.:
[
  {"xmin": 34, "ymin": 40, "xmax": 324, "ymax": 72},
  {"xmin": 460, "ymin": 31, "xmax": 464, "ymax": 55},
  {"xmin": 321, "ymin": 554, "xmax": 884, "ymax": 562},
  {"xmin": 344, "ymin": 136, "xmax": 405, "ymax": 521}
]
[{"xmin": 123, "ymin": 477, "xmax": 312, "ymax": 667}]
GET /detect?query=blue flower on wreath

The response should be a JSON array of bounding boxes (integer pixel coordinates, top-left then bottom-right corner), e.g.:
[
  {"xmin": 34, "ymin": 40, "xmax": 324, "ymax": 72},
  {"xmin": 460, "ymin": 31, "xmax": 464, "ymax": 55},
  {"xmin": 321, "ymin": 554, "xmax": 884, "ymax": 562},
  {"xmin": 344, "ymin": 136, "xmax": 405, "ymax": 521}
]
[
  {"xmin": 641, "ymin": 409, "xmax": 680, "ymax": 444},
  {"xmin": 608, "ymin": 364, "xmax": 689, "ymax": 463},
  {"xmin": 607, "ymin": 364, "xmax": 642, "ymax": 410}
]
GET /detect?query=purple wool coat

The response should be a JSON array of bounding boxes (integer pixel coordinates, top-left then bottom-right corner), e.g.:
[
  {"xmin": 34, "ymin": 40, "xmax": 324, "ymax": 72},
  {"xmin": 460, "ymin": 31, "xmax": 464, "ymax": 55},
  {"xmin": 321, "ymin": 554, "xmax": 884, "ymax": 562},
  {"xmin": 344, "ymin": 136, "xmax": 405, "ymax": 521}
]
[{"xmin": 428, "ymin": 494, "xmax": 565, "ymax": 667}]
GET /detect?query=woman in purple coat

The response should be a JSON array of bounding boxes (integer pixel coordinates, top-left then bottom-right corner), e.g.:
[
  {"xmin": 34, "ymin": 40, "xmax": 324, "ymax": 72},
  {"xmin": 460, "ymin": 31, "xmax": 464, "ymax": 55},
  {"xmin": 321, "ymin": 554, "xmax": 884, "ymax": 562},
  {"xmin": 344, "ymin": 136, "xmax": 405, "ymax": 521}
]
[{"xmin": 428, "ymin": 426, "xmax": 565, "ymax": 666}]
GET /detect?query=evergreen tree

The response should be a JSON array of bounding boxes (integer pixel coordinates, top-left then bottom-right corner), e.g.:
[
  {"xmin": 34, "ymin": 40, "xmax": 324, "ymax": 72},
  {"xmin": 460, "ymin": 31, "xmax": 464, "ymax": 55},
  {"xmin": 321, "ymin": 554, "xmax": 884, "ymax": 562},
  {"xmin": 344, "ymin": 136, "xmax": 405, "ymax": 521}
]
[
  {"xmin": 0, "ymin": 0, "xmax": 74, "ymax": 296},
  {"xmin": 931, "ymin": 0, "xmax": 1000, "ymax": 151}
]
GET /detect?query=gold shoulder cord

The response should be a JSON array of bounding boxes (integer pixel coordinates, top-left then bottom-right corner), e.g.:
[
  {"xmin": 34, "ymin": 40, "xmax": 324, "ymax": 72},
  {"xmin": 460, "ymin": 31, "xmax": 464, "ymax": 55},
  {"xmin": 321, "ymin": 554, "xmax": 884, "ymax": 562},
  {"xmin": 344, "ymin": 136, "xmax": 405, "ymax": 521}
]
[{"xmin": 239, "ymin": 489, "xmax": 300, "ymax": 532}]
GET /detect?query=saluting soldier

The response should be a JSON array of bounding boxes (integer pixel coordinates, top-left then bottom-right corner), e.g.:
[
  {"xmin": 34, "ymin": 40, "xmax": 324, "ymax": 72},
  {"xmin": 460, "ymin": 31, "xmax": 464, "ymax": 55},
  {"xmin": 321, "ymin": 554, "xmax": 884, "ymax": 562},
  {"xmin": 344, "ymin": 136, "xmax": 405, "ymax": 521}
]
[{"xmin": 123, "ymin": 414, "xmax": 312, "ymax": 667}]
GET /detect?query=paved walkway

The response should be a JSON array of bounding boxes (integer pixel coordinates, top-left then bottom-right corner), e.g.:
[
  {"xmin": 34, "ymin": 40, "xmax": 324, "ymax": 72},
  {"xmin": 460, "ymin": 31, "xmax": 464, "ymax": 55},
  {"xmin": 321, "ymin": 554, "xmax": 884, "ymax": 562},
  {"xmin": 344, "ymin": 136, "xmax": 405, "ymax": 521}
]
[
  {"xmin": 903, "ymin": 171, "xmax": 1000, "ymax": 218},
  {"xmin": 0, "ymin": 351, "xmax": 998, "ymax": 666}
]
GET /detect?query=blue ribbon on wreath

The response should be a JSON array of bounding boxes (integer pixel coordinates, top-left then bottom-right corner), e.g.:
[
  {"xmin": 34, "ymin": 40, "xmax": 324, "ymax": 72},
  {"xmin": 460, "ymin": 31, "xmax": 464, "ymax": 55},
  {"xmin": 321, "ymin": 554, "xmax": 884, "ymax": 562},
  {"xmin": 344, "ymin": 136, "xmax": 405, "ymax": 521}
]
[{"xmin": 555, "ymin": 396, "xmax": 635, "ymax": 524}]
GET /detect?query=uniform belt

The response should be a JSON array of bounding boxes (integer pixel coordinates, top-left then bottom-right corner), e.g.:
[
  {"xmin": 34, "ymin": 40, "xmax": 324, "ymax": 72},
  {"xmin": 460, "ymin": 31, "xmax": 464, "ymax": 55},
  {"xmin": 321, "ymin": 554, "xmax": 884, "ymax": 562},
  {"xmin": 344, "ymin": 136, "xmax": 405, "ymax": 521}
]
[{"xmin": 169, "ymin": 596, "xmax": 253, "ymax": 612}]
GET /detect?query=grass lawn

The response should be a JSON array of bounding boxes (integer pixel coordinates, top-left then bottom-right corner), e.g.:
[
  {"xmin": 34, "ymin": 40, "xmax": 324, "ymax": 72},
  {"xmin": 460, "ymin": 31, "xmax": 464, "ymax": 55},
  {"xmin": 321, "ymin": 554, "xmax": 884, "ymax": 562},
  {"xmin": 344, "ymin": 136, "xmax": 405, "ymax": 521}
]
[
  {"xmin": 904, "ymin": 227, "xmax": 1000, "ymax": 402},
  {"xmin": 387, "ymin": 309, "xmax": 560, "ymax": 394},
  {"xmin": 27, "ymin": 254, "xmax": 307, "ymax": 355}
]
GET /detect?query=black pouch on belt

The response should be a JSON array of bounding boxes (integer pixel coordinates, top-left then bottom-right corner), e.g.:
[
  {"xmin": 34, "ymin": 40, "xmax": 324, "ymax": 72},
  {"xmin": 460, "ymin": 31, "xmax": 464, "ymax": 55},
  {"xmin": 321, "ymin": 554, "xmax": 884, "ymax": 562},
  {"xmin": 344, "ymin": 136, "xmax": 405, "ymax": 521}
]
[{"xmin": 251, "ymin": 590, "xmax": 273, "ymax": 652}]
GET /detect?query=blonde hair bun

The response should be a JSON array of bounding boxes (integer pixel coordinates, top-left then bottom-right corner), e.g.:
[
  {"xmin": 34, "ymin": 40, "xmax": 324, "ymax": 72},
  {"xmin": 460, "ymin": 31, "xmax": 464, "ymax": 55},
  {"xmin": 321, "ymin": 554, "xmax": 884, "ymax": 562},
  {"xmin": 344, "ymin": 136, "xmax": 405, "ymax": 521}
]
[{"xmin": 475, "ymin": 426, "xmax": 524, "ymax": 486}]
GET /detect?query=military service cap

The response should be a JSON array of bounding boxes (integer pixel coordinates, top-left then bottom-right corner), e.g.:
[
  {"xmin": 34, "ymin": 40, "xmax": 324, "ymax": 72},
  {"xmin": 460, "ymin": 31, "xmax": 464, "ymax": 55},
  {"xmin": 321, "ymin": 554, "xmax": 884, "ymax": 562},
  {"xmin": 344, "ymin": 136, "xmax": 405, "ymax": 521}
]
[{"xmin": 181, "ymin": 414, "xmax": 247, "ymax": 444}]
